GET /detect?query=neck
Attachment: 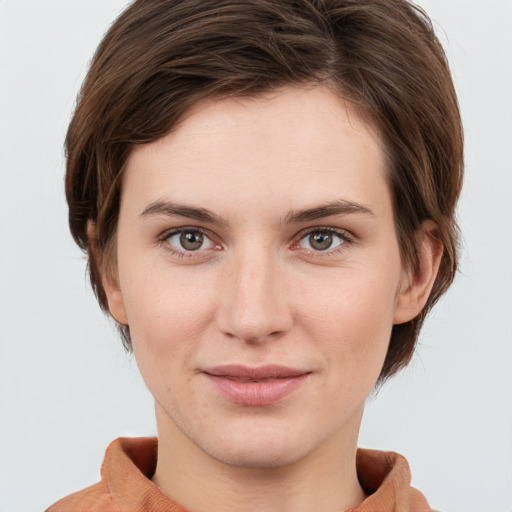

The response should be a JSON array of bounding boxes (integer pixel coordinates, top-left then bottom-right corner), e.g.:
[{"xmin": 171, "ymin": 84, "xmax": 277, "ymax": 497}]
[{"xmin": 152, "ymin": 405, "xmax": 367, "ymax": 512}]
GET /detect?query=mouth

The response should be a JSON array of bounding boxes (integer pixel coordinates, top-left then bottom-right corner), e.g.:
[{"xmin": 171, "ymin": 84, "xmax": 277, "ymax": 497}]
[{"xmin": 202, "ymin": 365, "xmax": 311, "ymax": 406}]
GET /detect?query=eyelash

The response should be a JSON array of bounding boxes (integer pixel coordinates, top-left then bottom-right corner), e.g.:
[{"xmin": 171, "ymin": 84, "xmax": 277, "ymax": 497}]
[
  {"xmin": 157, "ymin": 227, "xmax": 219, "ymax": 259},
  {"xmin": 292, "ymin": 227, "xmax": 354, "ymax": 257},
  {"xmin": 157, "ymin": 226, "xmax": 354, "ymax": 259}
]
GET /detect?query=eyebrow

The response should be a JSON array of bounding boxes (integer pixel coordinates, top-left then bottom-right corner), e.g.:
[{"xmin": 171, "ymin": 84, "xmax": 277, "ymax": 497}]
[
  {"xmin": 140, "ymin": 198, "xmax": 374, "ymax": 225},
  {"xmin": 140, "ymin": 200, "xmax": 228, "ymax": 226},
  {"xmin": 284, "ymin": 200, "xmax": 375, "ymax": 223}
]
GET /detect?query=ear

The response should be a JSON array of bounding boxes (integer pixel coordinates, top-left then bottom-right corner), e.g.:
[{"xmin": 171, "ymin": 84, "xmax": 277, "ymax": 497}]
[
  {"xmin": 393, "ymin": 220, "xmax": 443, "ymax": 325},
  {"xmin": 87, "ymin": 220, "xmax": 128, "ymax": 325}
]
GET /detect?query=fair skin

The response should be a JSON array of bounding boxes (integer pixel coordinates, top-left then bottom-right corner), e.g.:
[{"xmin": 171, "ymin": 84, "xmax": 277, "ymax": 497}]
[{"xmin": 100, "ymin": 85, "xmax": 441, "ymax": 512}]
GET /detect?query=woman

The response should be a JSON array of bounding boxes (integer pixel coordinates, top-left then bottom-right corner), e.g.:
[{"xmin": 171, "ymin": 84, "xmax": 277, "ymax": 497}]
[{"xmin": 47, "ymin": 0, "xmax": 463, "ymax": 510}]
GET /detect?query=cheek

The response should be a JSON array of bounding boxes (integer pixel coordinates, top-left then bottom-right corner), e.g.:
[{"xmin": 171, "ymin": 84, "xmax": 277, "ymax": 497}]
[
  {"xmin": 299, "ymin": 267, "xmax": 400, "ymax": 381},
  {"xmin": 120, "ymin": 263, "xmax": 223, "ymax": 403},
  {"xmin": 118, "ymin": 259, "xmax": 219, "ymax": 359},
  {"xmin": 300, "ymin": 267, "xmax": 399, "ymax": 334}
]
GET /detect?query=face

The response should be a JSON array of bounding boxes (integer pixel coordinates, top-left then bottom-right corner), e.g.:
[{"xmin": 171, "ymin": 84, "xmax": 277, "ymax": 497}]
[{"xmin": 105, "ymin": 85, "xmax": 421, "ymax": 469}]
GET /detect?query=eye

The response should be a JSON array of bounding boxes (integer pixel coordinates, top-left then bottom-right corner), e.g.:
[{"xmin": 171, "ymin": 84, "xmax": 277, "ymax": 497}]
[
  {"xmin": 297, "ymin": 229, "xmax": 346, "ymax": 252},
  {"xmin": 164, "ymin": 228, "xmax": 216, "ymax": 252}
]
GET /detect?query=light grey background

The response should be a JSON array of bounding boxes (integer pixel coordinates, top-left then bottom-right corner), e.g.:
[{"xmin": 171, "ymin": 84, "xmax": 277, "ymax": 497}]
[{"xmin": 0, "ymin": 1, "xmax": 511, "ymax": 511}]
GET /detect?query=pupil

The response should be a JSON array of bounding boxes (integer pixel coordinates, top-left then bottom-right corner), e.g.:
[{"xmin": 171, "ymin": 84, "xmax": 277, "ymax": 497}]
[
  {"xmin": 180, "ymin": 231, "xmax": 203, "ymax": 251},
  {"xmin": 310, "ymin": 232, "xmax": 333, "ymax": 251}
]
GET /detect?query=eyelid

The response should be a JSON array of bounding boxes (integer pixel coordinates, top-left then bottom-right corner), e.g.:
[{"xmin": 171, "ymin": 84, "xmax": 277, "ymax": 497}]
[
  {"xmin": 158, "ymin": 226, "xmax": 222, "ymax": 256},
  {"xmin": 156, "ymin": 225, "xmax": 355, "ymax": 258},
  {"xmin": 291, "ymin": 226, "xmax": 355, "ymax": 254}
]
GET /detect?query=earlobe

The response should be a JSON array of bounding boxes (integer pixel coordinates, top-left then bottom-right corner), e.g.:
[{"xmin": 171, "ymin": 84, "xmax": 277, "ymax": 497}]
[
  {"xmin": 102, "ymin": 270, "xmax": 129, "ymax": 326},
  {"xmin": 393, "ymin": 220, "xmax": 443, "ymax": 325},
  {"xmin": 86, "ymin": 220, "xmax": 128, "ymax": 326}
]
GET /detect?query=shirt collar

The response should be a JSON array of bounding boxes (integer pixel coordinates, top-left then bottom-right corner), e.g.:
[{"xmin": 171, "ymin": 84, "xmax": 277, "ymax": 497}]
[{"xmin": 102, "ymin": 437, "xmax": 432, "ymax": 511}]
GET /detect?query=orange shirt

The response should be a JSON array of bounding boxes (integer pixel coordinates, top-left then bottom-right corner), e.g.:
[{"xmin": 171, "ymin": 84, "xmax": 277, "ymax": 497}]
[{"xmin": 46, "ymin": 437, "xmax": 434, "ymax": 512}]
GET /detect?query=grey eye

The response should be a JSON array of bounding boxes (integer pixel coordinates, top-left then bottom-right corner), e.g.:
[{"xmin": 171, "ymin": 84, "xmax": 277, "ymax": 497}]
[
  {"xmin": 167, "ymin": 229, "xmax": 213, "ymax": 251},
  {"xmin": 299, "ymin": 230, "xmax": 344, "ymax": 251}
]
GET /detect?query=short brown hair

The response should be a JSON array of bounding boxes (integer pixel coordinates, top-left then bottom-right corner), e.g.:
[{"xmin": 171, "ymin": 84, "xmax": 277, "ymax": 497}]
[{"xmin": 66, "ymin": 0, "xmax": 463, "ymax": 381}]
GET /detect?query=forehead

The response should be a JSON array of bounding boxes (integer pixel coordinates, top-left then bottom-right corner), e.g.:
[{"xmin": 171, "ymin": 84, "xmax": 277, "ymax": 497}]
[{"xmin": 122, "ymin": 85, "xmax": 389, "ymax": 218}]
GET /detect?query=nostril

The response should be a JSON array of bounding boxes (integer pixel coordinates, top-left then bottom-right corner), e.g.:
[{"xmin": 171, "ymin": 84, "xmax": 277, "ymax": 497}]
[
  {"xmin": 251, "ymin": 331, "xmax": 282, "ymax": 342},
  {"xmin": 238, "ymin": 330, "xmax": 284, "ymax": 345}
]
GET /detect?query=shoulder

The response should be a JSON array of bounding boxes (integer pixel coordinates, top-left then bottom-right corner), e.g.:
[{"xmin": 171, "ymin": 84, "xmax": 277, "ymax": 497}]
[
  {"xmin": 45, "ymin": 481, "xmax": 115, "ymax": 512},
  {"xmin": 45, "ymin": 437, "xmax": 160, "ymax": 512}
]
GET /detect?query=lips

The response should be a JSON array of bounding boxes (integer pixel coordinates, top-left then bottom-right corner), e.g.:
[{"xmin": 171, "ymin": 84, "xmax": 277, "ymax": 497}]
[{"xmin": 202, "ymin": 365, "xmax": 311, "ymax": 406}]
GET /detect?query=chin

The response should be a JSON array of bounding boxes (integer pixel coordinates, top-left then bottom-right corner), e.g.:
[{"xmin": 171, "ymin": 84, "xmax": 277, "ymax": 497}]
[
  {"xmin": 206, "ymin": 440, "xmax": 307, "ymax": 469},
  {"xmin": 192, "ymin": 421, "xmax": 322, "ymax": 470}
]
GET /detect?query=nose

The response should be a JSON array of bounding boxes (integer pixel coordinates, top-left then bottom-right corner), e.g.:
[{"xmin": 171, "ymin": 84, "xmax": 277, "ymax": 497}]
[{"xmin": 216, "ymin": 249, "xmax": 293, "ymax": 344}]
